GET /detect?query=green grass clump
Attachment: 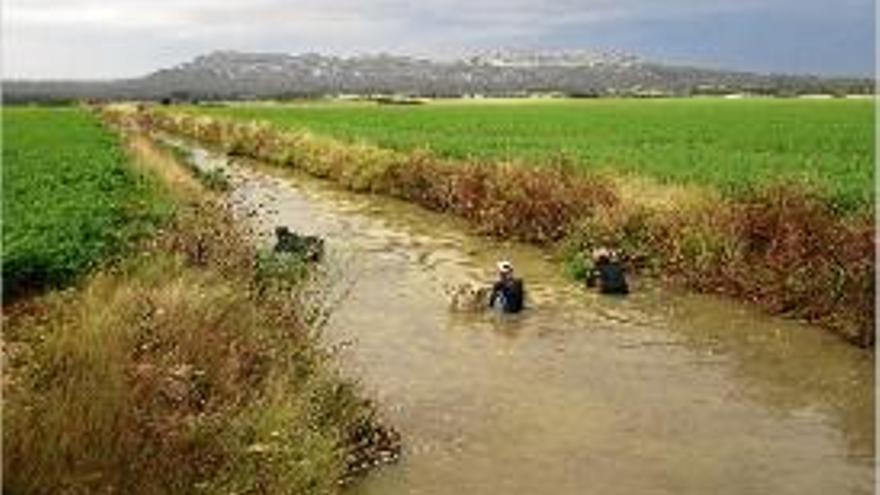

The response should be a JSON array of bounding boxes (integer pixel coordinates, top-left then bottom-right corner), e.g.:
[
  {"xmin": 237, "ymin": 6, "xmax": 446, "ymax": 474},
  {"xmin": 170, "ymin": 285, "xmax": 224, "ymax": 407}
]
[
  {"xmin": 183, "ymin": 98, "xmax": 875, "ymax": 210},
  {"xmin": 2, "ymin": 107, "xmax": 168, "ymax": 297}
]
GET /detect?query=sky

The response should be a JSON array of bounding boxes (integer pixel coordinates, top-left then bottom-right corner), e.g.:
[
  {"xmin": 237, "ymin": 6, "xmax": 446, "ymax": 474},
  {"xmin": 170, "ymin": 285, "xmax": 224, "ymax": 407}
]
[{"xmin": 2, "ymin": 0, "xmax": 876, "ymax": 79}]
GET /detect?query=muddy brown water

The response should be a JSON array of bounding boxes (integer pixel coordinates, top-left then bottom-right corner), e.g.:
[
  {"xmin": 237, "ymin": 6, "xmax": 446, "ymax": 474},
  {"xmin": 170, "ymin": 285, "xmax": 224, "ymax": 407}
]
[{"xmin": 181, "ymin": 139, "xmax": 875, "ymax": 495}]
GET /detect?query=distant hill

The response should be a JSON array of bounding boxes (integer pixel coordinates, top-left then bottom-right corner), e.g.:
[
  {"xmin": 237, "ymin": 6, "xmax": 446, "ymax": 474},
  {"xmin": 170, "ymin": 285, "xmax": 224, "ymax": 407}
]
[{"xmin": 3, "ymin": 50, "xmax": 874, "ymax": 102}]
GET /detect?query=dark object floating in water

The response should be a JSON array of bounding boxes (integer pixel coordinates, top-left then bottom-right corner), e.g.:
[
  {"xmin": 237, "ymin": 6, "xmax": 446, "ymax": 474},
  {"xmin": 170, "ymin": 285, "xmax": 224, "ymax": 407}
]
[{"xmin": 274, "ymin": 226, "xmax": 324, "ymax": 262}]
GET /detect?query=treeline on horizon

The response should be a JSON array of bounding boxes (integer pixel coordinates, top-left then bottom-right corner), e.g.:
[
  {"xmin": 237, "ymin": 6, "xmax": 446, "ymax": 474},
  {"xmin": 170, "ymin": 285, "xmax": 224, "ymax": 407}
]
[
  {"xmin": 3, "ymin": 62, "xmax": 874, "ymax": 104},
  {"xmin": 4, "ymin": 86, "xmax": 875, "ymax": 105}
]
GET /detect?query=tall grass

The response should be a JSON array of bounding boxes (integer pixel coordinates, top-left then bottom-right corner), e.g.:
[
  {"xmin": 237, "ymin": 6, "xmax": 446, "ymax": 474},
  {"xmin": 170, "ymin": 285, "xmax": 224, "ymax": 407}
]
[
  {"xmin": 181, "ymin": 99, "xmax": 875, "ymax": 211},
  {"xmin": 3, "ymin": 133, "xmax": 399, "ymax": 494},
  {"xmin": 104, "ymin": 105, "xmax": 875, "ymax": 347},
  {"xmin": 115, "ymin": 107, "xmax": 618, "ymax": 243},
  {"xmin": 562, "ymin": 184, "xmax": 875, "ymax": 346}
]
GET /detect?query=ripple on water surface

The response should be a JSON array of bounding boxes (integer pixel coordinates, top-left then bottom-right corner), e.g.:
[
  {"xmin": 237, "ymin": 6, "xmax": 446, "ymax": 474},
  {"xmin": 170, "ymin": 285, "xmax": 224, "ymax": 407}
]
[{"xmin": 178, "ymin": 140, "xmax": 875, "ymax": 495}]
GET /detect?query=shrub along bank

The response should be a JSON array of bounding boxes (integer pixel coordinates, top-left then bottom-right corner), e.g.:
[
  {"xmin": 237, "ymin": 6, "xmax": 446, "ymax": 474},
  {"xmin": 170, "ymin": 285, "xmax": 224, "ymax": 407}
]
[{"xmin": 102, "ymin": 105, "xmax": 875, "ymax": 347}]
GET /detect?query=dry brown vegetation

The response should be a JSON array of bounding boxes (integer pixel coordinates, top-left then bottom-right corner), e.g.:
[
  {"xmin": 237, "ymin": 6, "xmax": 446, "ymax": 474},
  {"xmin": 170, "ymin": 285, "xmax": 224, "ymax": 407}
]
[
  {"xmin": 102, "ymin": 105, "xmax": 875, "ymax": 347},
  {"xmin": 564, "ymin": 185, "xmax": 875, "ymax": 345},
  {"xmin": 3, "ymin": 133, "xmax": 398, "ymax": 494}
]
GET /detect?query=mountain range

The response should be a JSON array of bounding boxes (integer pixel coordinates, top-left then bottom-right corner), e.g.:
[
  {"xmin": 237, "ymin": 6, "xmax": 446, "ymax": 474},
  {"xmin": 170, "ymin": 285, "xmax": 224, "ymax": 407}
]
[{"xmin": 4, "ymin": 50, "xmax": 873, "ymax": 102}]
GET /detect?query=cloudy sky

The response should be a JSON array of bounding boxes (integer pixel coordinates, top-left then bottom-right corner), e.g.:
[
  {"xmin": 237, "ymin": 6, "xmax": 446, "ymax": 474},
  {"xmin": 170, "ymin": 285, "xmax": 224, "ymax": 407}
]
[{"xmin": 3, "ymin": 0, "xmax": 875, "ymax": 79}]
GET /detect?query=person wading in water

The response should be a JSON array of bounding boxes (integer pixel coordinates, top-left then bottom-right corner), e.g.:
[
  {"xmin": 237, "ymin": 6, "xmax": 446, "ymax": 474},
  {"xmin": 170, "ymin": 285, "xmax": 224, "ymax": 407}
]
[
  {"xmin": 586, "ymin": 248, "xmax": 629, "ymax": 295},
  {"xmin": 273, "ymin": 226, "xmax": 324, "ymax": 262},
  {"xmin": 489, "ymin": 260, "xmax": 525, "ymax": 313}
]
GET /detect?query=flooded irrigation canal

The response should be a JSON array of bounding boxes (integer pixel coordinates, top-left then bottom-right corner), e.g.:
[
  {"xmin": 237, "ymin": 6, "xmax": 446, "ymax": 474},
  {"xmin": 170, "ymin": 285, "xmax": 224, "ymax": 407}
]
[{"xmin": 184, "ymin": 140, "xmax": 874, "ymax": 495}]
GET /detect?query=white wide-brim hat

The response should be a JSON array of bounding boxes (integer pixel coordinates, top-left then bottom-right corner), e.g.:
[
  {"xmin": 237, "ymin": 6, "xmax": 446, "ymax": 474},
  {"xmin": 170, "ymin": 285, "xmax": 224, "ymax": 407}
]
[{"xmin": 591, "ymin": 247, "xmax": 611, "ymax": 261}]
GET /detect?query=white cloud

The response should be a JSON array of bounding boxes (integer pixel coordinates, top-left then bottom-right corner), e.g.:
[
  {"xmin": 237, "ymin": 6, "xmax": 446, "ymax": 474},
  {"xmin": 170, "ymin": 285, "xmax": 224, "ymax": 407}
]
[
  {"xmin": 0, "ymin": 0, "xmax": 793, "ymax": 32},
  {"xmin": 2, "ymin": 0, "xmax": 873, "ymax": 78}
]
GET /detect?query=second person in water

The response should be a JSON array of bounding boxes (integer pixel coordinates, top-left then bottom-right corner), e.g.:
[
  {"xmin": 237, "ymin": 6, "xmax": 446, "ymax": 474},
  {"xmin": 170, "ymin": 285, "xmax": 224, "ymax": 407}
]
[{"xmin": 586, "ymin": 248, "xmax": 629, "ymax": 295}]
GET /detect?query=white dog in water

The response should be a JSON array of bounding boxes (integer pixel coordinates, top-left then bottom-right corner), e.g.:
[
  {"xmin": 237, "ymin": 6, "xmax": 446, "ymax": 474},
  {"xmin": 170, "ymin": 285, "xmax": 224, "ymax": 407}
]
[{"xmin": 445, "ymin": 283, "xmax": 491, "ymax": 312}]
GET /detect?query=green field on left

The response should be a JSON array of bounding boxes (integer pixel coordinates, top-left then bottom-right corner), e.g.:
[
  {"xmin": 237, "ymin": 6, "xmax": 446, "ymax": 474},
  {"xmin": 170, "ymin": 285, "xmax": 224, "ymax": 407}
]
[
  {"xmin": 2, "ymin": 106, "xmax": 168, "ymax": 297},
  {"xmin": 2, "ymin": 106, "xmax": 393, "ymax": 495}
]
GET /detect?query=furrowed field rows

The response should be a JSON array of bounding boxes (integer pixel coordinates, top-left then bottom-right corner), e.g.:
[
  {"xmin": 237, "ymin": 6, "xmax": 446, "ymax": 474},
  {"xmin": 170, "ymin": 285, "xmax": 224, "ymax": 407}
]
[
  {"xmin": 182, "ymin": 99, "xmax": 875, "ymax": 211},
  {"xmin": 2, "ymin": 107, "xmax": 167, "ymax": 296}
]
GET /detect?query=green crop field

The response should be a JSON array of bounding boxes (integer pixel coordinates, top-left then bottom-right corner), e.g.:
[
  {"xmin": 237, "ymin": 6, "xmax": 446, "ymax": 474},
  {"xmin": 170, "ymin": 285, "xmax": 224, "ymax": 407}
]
[
  {"xmin": 184, "ymin": 98, "xmax": 875, "ymax": 210},
  {"xmin": 2, "ymin": 107, "xmax": 167, "ymax": 296}
]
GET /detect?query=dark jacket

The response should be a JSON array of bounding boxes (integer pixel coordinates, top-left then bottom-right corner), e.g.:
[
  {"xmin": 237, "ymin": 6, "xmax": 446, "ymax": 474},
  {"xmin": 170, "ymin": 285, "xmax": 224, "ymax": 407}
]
[
  {"xmin": 587, "ymin": 260, "xmax": 629, "ymax": 295},
  {"xmin": 490, "ymin": 278, "xmax": 525, "ymax": 313}
]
